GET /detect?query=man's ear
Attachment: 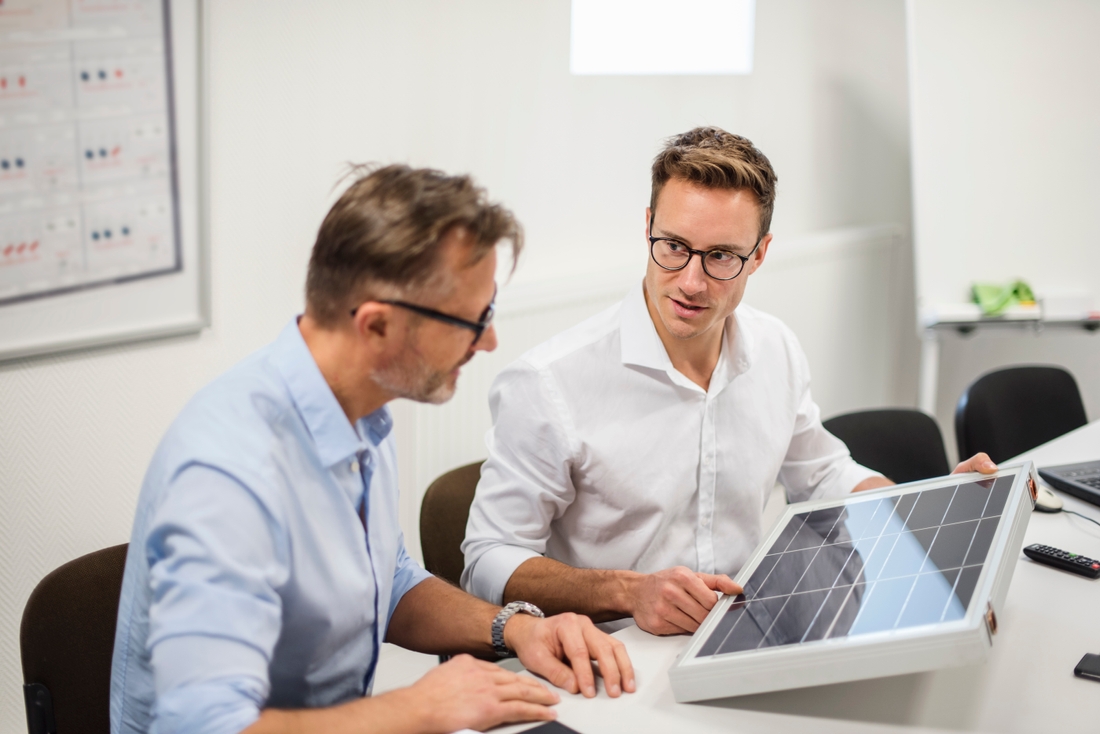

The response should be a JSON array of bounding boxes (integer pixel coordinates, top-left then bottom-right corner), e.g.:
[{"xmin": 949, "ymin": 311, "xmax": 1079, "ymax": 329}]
[
  {"xmin": 352, "ymin": 302, "xmax": 395, "ymax": 344},
  {"xmin": 644, "ymin": 207, "xmax": 652, "ymax": 244},
  {"xmin": 747, "ymin": 233, "xmax": 772, "ymax": 275}
]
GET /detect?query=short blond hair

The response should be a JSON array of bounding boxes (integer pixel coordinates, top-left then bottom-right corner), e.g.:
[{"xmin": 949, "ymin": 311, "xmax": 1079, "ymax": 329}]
[{"xmin": 650, "ymin": 127, "xmax": 778, "ymax": 238}]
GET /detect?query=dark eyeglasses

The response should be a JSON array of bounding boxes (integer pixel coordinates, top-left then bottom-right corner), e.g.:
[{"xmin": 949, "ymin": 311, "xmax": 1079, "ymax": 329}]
[
  {"xmin": 350, "ymin": 290, "xmax": 496, "ymax": 345},
  {"xmin": 648, "ymin": 214, "xmax": 761, "ymax": 281}
]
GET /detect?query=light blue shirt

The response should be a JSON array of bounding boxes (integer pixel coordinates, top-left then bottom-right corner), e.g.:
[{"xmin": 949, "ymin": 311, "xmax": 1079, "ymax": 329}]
[{"xmin": 110, "ymin": 319, "xmax": 432, "ymax": 734}]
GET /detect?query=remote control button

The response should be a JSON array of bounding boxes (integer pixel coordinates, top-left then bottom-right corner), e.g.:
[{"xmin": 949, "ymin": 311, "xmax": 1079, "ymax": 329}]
[{"xmin": 1092, "ymin": 563, "xmax": 1099, "ymax": 570}]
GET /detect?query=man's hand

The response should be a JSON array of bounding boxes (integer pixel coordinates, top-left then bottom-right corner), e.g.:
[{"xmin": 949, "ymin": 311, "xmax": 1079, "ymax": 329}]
[
  {"xmin": 403, "ymin": 654, "xmax": 559, "ymax": 733},
  {"xmin": 503, "ymin": 612, "xmax": 636, "ymax": 699},
  {"xmin": 953, "ymin": 452, "xmax": 998, "ymax": 475},
  {"xmin": 627, "ymin": 566, "xmax": 741, "ymax": 636}
]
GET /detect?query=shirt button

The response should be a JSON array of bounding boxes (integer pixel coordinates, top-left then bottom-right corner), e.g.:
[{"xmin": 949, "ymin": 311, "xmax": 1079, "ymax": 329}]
[{"xmin": 350, "ymin": 460, "xmax": 360, "ymax": 474}]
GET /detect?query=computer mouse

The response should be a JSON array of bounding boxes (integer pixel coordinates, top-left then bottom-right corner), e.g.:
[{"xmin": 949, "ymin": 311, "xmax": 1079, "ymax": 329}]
[{"xmin": 1034, "ymin": 485, "xmax": 1064, "ymax": 513}]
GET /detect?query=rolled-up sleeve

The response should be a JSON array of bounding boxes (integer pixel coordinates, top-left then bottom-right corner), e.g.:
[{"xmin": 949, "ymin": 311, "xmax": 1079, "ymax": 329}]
[
  {"xmin": 461, "ymin": 360, "xmax": 577, "ymax": 604},
  {"xmin": 388, "ymin": 538, "xmax": 432, "ymax": 620},
  {"xmin": 778, "ymin": 361, "xmax": 882, "ymax": 503},
  {"xmin": 146, "ymin": 465, "xmax": 289, "ymax": 734}
]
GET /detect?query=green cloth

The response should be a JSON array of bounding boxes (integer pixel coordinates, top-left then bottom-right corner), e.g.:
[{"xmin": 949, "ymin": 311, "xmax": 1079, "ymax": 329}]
[{"xmin": 971, "ymin": 280, "xmax": 1036, "ymax": 316}]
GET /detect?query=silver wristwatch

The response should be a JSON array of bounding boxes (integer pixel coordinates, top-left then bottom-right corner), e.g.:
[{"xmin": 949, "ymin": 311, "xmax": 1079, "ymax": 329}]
[{"xmin": 491, "ymin": 601, "xmax": 545, "ymax": 658}]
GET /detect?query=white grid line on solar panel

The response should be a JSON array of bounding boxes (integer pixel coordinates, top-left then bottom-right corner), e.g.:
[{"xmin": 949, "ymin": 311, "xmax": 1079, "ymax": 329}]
[{"xmin": 697, "ymin": 476, "xmax": 1014, "ymax": 658}]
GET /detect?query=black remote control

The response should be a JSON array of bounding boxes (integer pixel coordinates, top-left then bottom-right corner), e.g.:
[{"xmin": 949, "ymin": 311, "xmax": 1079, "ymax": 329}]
[{"xmin": 1023, "ymin": 544, "xmax": 1100, "ymax": 579}]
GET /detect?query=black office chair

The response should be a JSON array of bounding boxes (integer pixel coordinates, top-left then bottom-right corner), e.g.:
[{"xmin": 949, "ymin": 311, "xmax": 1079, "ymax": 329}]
[
  {"xmin": 955, "ymin": 365, "xmax": 1088, "ymax": 464},
  {"xmin": 823, "ymin": 408, "xmax": 951, "ymax": 484},
  {"xmin": 21, "ymin": 543, "xmax": 129, "ymax": 734}
]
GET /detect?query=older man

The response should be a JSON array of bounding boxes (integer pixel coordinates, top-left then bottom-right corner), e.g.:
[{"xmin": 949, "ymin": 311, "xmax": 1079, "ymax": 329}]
[
  {"xmin": 461, "ymin": 127, "xmax": 996, "ymax": 635},
  {"xmin": 110, "ymin": 165, "xmax": 633, "ymax": 734}
]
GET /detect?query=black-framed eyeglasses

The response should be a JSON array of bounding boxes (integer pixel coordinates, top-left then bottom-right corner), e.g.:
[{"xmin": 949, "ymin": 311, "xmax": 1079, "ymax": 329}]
[
  {"xmin": 648, "ymin": 215, "xmax": 761, "ymax": 281},
  {"xmin": 350, "ymin": 289, "xmax": 496, "ymax": 345}
]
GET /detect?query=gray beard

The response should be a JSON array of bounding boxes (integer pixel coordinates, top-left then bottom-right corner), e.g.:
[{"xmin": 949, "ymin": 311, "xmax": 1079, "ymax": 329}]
[{"xmin": 372, "ymin": 348, "xmax": 456, "ymax": 405}]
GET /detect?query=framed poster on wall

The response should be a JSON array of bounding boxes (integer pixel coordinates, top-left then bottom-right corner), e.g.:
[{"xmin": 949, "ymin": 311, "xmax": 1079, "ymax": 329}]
[{"xmin": 0, "ymin": 0, "xmax": 206, "ymax": 362}]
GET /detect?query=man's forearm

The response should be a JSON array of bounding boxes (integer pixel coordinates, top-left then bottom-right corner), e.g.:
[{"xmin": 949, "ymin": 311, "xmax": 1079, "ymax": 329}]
[
  {"xmin": 852, "ymin": 476, "xmax": 894, "ymax": 492},
  {"xmin": 244, "ymin": 687, "xmax": 430, "ymax": 734},
  {"xmin": 503, "ymin": 556, "xmax": 639, "ymax": 622},
  {"xmin": 384, "ymin": 576, "xmax": 499, "ymax": 656}
]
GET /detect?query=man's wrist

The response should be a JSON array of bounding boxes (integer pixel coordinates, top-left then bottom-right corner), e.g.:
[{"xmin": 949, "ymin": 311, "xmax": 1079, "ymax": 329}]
[
  {"xmin": 493, "ymin": 601, "xmax": 544, "ymax": 657},
  {"xmin": 610, "ymin": 570, "xmax": 644, "ymax": 617},
  {"xmin": 500, "ymin": 609, "xmax": 536, "ymax": 654}
]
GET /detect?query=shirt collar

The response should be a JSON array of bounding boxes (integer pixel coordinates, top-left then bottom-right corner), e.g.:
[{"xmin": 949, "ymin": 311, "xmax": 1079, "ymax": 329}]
[
  {"xmin": 619, "ymin": 281, "xmax": 756, "ymax": 394},
  {"xmin": 271, "ymin": 318, "xmax": 391, "ymax": 468}
]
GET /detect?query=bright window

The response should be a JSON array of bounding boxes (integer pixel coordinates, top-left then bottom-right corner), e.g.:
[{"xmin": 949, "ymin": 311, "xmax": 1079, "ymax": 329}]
[{"xmin": 570, "ymin": 0, "xmax": 756, "ymax": 75}]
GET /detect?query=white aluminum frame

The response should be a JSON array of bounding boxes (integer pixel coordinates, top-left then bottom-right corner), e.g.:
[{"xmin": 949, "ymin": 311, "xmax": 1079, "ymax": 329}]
[{"xmin": 669, "ymin": 462, "xmax": 1038, "ymax": 702}]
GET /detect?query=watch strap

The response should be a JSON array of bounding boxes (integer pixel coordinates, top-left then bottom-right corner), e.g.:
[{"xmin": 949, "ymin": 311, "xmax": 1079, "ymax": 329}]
[{"xmin": 491, "ymin": 601, "xmax": 545, "ymax": 658}]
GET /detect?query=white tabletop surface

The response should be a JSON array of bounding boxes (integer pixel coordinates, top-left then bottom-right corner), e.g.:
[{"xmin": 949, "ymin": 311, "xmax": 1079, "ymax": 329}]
[{"xmin": 491, "ymin": 420, "xmax": 1100, "ymax": 734}]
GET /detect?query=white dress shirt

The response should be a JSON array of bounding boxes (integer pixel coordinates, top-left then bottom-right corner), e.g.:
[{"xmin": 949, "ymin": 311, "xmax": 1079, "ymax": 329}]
[{"xmin": 461, "ymin": 282, "xmax": 879, "ymax": 607}]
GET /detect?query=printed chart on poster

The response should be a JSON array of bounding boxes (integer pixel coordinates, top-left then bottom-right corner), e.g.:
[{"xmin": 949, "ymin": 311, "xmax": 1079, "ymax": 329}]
[{"xmin": 0, "ymin": 0, "xmax": 204, "ymax": 361}]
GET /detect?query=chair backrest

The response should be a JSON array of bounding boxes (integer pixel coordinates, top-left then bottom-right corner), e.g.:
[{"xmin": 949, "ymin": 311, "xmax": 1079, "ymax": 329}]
[
  {"xmin": 20, "ymin": 543, "xmax": 128, "ymax": 734},
  {"xmin": 420, "ymin": 461, "xmax": 484, "ymax": 587},
  {"xmin": 823, "ymin": 408, "xmax": 950, "ymax": 485},
  {"xmin": 955, "ymin": 365, "xmax": 1087, "ymax": 464}
]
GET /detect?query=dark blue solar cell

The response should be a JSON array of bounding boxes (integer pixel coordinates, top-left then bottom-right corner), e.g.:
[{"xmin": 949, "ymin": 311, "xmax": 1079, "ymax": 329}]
[
  {"xmin": 897, "ymin": 571, "xmax": 956, "ymax": 629},
  {"xmin": 743, "ymin": 554, "xmax": 780, "ymax": 599},
  {"xmin": 756, "ymin": 548, "xmax": 817, "ymax": 598},
  {"xmin": 907, "ymin": 486, "xmax": 955, "ymax": 529},
  {"xmin": 793, "ymin": 543, "xmax": 854, "ymax": 593},
  {"xmin": 802, "ymin": 585, "xmax": 854, "ymax": 642},
  {"xmin": 767, "ymin": 515, "xmax": 806, "ymax": 555},
  {"xmin": 923, "ymin": 520, "xmax": 978, "ymax": 573},
  {"xmin": 760, "ymin": 589, "xmax": 830, "ymax": 648},
  {"xmin": 716, "ymin": 602, "xmax": 769, "ymax": 654},
  {"xmin": 982, "ymin": 476, "xmax": 1013, "ymax": 518},
  {"xmin": 697, "ymin": 597, "xmax": 746, "ymax": 657},
  {"xmin": 891, "ymin": 493, "xmax": 919, "ymax": 525},
  {"xmin": 841, "ymin": 498, "xmax": 886, "ymax": 540},
  {"xmin": 849, "ymin": 575, "xmax": 916, "ymax": 635},
  {"xmin": 879, "ymin": 528, "xmax": 935, "ymax": 579},
  {"xmin": 964, "ymin": 517, "xmax": 999, "ymax": 566},
  {"xmin": 827, "ymin": 583, "xmax": 867, "ymax": 639},
  {"xmin": 945, "ymin": 479, "xmax": 994, "ymax": 523},
  {"xmin": 952, "ymin": 565, "xmax": 983, "ymax": 611},
  {"xmin": 860, "ymin": 533, "xmax": 900, "ymax": 582}
]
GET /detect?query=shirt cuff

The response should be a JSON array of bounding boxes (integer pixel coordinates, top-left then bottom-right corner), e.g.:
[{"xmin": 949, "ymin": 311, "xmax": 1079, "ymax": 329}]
[
  {"xmin": 388, "ymin": 562, "xmax": 433, "ymax": 620},
  {"xmin": 461, "ymin": 544, "xmax": 541, "ymax": 605}
]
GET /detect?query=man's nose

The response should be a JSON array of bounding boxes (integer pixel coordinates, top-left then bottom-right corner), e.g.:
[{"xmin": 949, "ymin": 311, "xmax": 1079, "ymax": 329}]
[
  {"xmin": 678, "ymin": 254, "xmax": 709, "ymax": 295},
  {"xmin": 475, "ymin": 323, "xmax": 498, "ymax": 353}
]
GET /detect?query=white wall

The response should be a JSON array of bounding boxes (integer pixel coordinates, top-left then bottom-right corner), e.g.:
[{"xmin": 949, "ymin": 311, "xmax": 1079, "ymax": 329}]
[{"xmin": 0, "ymin": 2, "xmax": 915, "ymax": 731}]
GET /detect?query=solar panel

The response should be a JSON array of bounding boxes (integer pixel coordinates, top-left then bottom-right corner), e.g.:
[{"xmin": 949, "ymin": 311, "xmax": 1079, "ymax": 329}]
[{"xmin": 669, "ymin": 463, "xmax": 1037, "ymax": 702}]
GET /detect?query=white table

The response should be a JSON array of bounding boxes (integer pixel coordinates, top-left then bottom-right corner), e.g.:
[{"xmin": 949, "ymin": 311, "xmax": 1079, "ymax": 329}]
[{"xmin": 499, "ymin": 420, "xmax": 1100, "ymax": 734}]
